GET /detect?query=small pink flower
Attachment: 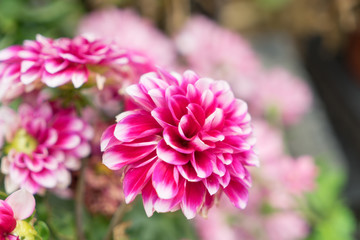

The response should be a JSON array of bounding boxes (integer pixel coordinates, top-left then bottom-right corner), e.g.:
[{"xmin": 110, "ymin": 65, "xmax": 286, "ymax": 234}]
[
  {"xmin": 101, "ymin": 70, "xmax": 258, "ymax": 219},
  {"xmin": 0, "ymin": 189, "xmax": 35, "ymax": 239},
  {"xmin": 250, "ymin": 68, "xmax": 313, "ymax": 125},
  {"xmin": 78, "ymin": 8, "xmax": 176, "ymax": 68},
  {"xmin": 1, "ymin": 101, "xmax": 93, "ymax": 194},
  {"xmin": 175, "ymin": 15, "xmax": 261, "ymax": 99}
]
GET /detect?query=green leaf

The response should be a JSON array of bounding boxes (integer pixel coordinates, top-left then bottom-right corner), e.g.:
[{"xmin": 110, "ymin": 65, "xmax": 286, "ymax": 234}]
[{"xmin": 34, "ymin": 221, "xmax": 50, "ymax": 240}]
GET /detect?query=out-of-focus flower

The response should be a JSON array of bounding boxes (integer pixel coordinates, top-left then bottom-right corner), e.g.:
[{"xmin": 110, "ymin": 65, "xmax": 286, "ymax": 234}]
[
  {"xmin": 264, "ymin": 212, "xmax": 309, "ymax": 240},
  {"xmin": 175, "ymin": 15, "xmax": 261, "ymax": 100},
  {"xmin": 250, "ymin": 68, "xmax": 313, "ymax": 125},
  {"xmin": 0, "ymin": 189, "xmax": 35, "ymax": 240},
  {"xmin": 0, "ymin": 101, "xmax": 93, "ymax": 194},
  {"xmin": 101, "ymin": 70, "xmax": 258, "ymax": 219},
  {"xmin": 0, "ymin": 35, "xmax": 155, "ymax": 102},
  {"xmin": 78, "ymin": 8, "xmax": 176, "ymax": 68},
  {"xmin": 85, "ymin": 156, "xmax": 124, "ymax": 216}
]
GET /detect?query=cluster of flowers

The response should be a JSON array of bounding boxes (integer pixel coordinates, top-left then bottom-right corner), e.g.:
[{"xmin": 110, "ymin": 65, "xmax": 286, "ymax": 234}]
[{"xmin": 0, "ymin": 7, "xmax": 316, "ymax": 240}]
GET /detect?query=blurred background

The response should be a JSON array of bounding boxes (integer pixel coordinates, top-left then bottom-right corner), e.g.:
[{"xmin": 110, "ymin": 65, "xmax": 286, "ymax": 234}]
[{"xmin": 1, "ymin": 0, "xmax": 359, "ymax": 239}]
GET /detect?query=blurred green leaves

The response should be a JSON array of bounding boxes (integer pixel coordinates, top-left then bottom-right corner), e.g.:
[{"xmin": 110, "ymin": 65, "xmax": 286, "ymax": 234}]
[
  {"xmin": 0, "ymin": 0, "xmax": 85, "ymax": 48},
  {"xmin": 305, "ymin": 159, "xmax": 356, "ymax": 240}
]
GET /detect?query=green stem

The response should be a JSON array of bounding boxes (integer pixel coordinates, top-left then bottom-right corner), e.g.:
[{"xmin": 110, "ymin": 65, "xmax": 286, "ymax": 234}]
[
  {"xmin": 102, "ymin": 203, "xmax": 128, "ymax": 240},
  {"xmin": 75, "ymin": 157, "xmax": 88, "ymax": 240}
]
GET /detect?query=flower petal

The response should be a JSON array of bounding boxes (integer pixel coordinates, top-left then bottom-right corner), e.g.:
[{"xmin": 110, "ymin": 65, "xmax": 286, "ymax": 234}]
[
  {"xmin": 223, "ymin": 178, "xmax": 249, "ymax": 209},
  {"xmin": 190, "ymin": 151, "xmax": 214, "ymax": 178},
  {"xmin": 5, "ymin": 188, "xmax": 35, "ymax": 220},
  {"xmin": 152, "ymin": 161, "xmax": 179, "ymax": 199},
  {"xmin": 156, "ymin": 139, "xmax": 190, "ymax": 165},
  {"xmin": 181, "ymin": 181, "xmax": 205, "ymax": 219}
]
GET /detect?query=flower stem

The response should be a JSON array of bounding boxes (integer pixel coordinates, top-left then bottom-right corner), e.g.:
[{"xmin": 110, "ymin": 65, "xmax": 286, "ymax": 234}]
[
  {"xmin": 102, "ymin": 203, "xmax": 128, "ymax": 240},
  {"xmin": 75, "ymin": 157, "xmax": 88, "ymax": 240}
]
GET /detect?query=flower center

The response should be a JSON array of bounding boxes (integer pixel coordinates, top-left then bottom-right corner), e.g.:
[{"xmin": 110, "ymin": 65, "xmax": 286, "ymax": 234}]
[{"xmin": 4, "ymin": 129, "xmax": 38, "ymax": 155}]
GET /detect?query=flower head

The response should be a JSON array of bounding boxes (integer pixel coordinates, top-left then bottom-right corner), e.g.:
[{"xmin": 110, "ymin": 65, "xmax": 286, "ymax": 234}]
[
  {"xmin": 0, "ymin": 189, "xmax": 35, "ymax": 240},
  {"xmin": 1, "ymin": 101, "xmax": 93, "ymax": 194},
  {"xmin": 0, "ymin": 35, "xmax": 155, "ymax": 102},
  {"xmin": 101, "ymin": 70, "xmax": 258, "ymax": 219}
]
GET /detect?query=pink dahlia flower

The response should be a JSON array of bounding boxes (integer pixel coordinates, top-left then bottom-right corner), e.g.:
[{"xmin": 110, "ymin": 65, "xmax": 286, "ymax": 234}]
[
  {"xmin": 175, "ymin": 16, "xmax": 261, "ymax": 99},
  {"xmin": 78, "ymin": 8, "xmax": 176, "ymax": 68},
  {"xmin": 1, "ymin": 101, "xmax": 93, "ymax": 194},
  {"xmin": 101, "ymin": 70, "xmax": 258, "ymax": 219},
  {"xmin": 0, "ymin": 189, "xmax": 35, "ymax": 240},
  {"xmin": 0, "ymin": 35, "xmax": 155, "ymax": 102},
  {"xmin": 250, "ymin": 68, "xmax": 313, "ymax": 125}
]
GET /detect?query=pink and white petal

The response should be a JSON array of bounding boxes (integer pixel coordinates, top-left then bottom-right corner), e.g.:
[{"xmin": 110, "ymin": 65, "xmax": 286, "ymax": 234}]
[
  {"xmin": 72, "ymin": 66, "xmax": 89, "ymax": 88},
  {"xmin": 204, "ymin": 108, "xmax": 224, "ymax": 130},
  {"xmin": 190, "ymin": 151, "xmax": 214, "ymax": 178},
  {"xmin": 218, "ymin": 170, "xmax": 231, "ymax": 188},
  {"xmin": 148, "ymin": 88, "xmax": 166, "ymax": 107},
  {"xmin": 31, "ymin": 170, "xmax": 57, "ymax": 188},
  {"xmin": 114, "ymin": 110, "xmax": 161, "ymax": 142},
  {"xmin": 186, "ymin": 103, "xmax": 205, "ymax": 126},
  {"xmin": 100, "ymin": 124, "xmax": 116, "ymax": 151},
  {"xmin": 163, "ymin": 127, "xmax": 194, "ymax": 154},
  {"xmin": 203, "ymin": 174, "xmax": 220, "ymax": 195},
  {"xmin": 156, "ymin": 139, "xmax": 190, "ymax": 165},
  {"xmin": 20, "ymin": 67, "xmax": 41, "ymax": 85},
  {"xmin": 178, "ymin": 114, "xmax": 201, "ymax": 140},
  {"xmin": 152, "ymin": 161, "xmax": 179, "ymax": 199},
  {"xmin": 24, "ymin": 155, "xmax": 43, "ymax": 173},
  {"xmin": 181, "ymin": 181, "xmax": 205, "ymax": 219},
  {"xmin": 22, "ymin": 178, "xmax": 40, "ymax": 194},
  {"xmin": 53, "ymin": 117, "xmax": 84, "ymax": 132},
  {"xmin": 151, "ymin": 107, "xmax": 176, "ymax": 128},
  {"xmin": 0, "ymin": 46, "xmax": 22, "ymax": 61},
  {"xmin": 122, "ymin": 135, "xmax": 162, "ymax": 147},
  {"xmin": 42, "ymin": 70, "xmax": 72, "ymax": 88},
  {"xmin": 123, "ymin": 161, "xmax": 156, "ymax": 203},
  {"xmin": 168, "ymin": 95, "xmax": 189, "ymax": 121},
  {"xmin": 126, "ymin": 84, "xmax": 155, "ymax": 111},
  {"xmin": 44, "ymin": 59, "xmax": 69, "ymax": 74},
  {"xmin": 223, "ymin": 178, "xmax": 249, "ymax": 209},
  {"xmin": 55, "ymin": 133, "xmax": 81, "ymax": 150},
  {"xmin": 5, "ymin": 188, "xmax": 35, "ymax": 220},
  {"xmin": 141, "ymin": 182, "xmax": 158, "ymax": 217},
  {"xmin": 177, "ymin": 162, "xmax": 201, "ymax": 182},
  {"xmin": 103, "ymin": 144, "xmax": 156, "ymax": 170}
]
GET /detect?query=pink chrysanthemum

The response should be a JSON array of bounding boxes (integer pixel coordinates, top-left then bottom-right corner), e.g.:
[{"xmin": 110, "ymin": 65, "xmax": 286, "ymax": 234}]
[
  {"xmin": 78, "ymin": 8, "xmax": 176, "ymax": 68},
  {"xmin": 0, "ymin": 35, "xmax": 155, "ymax": 102},
  {"xmin": 1, "ymin": 101, "xmax": 93, "ymax": 194},
  {"xmin": 0, "ymin": 189, "xmax": 35, "ymax": 240},
  {"xmin": 101, "ymin": 70, "xmax": 258, "ymax": 219}
]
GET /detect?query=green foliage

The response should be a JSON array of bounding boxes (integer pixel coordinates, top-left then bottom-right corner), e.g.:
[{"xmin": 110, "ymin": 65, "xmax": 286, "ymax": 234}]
[
  {"xmin": 0, "ymin": 0, "xmax": 85, "ymax": 48},
  {"xmin": 34, "ymin": 221, "xmax": 50, "ymax": 240},
  {"xmin": 123, "ymin": 199, "xmax": 199, "ymax": 240},
  {"xmin": 305, "ymin": 159, "xmax": 357, "ymax": 240}
]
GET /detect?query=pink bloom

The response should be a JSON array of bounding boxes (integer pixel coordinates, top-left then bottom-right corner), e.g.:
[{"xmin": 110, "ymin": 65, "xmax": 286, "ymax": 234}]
[
  {"xmin": 265, "ymin": 212, "xmax": 309, "ymax": 240},
  {"xmin": 101, "ymin": 70, "xmax": 258, "ymax": 219},
  {"xmin": 0, "ymin": 189, "xmax": 35, "ymax": 240},
  {"xmin": 250, "ymin": 68, "xmax": 313, "ymax": 125},
  {"xmin": 0, "ymin": 35, "xmax": 155, "ymax": 101},
  {"xmin": 280, "ymin": 156, "xmax": 317, "ymax": 195},
  {"xmin": 175, "ymin": 15, "xmax": 261, "ymax": 99},
  {"xmin": 1, "ymin": 101, "xmax": 93, "ymax": 194},
  {"xmin": 78, "ymin": 8, "xmax": 176, "ymax": 68}
]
